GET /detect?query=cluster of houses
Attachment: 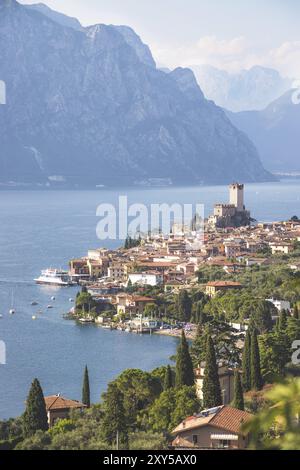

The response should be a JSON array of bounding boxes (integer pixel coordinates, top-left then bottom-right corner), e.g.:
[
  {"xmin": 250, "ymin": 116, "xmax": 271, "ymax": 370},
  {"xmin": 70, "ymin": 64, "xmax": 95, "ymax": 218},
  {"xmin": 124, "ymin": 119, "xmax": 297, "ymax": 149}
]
[
  {"xmin": 69, "ymin": 185, "xmax": 299, "ymax": 324},
  {"xmin": 69, "ymin": 218, "xmax": 300, "ymax": 293}
]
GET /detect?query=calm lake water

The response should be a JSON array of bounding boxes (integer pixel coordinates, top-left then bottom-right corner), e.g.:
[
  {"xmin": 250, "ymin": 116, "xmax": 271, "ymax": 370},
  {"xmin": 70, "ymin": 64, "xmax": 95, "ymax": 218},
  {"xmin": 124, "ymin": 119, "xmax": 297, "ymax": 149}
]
[{"xmin": 0, "ymin": 180, "xmax": 299, "ymax": 419}]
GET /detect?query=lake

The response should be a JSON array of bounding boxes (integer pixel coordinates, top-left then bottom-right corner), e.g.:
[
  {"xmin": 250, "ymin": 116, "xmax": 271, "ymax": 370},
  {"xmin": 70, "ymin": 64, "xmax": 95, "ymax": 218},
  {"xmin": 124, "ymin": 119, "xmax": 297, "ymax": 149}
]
[{"xmin": 0, "ymin": 179, "xmax": 300, "ymax": 419}]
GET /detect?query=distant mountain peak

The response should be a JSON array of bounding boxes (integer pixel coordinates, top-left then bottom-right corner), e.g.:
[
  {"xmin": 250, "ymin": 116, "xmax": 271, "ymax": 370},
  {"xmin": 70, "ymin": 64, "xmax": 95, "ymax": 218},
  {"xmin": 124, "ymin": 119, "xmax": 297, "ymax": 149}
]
[
  {"xmin": 114, "ymin": 25, "xmax": 156, "ymax": 68},
  {"xmin": 25, "ymin": 2, "xmax": 83, "ymax": 31},
  {"xmin": 191, "ymin": 64, "xmax": 293, "ymax": 112},
  {"xmin": 227, "ymin": 89, "xmax": 300, "ymax": 172},
  {"xmin": 170, "ymin": 67, "xmax": 204, "ymax": 101},
  {"xmin": 24, "ymin": 3, "xmax": 155, "ymax": 68}
]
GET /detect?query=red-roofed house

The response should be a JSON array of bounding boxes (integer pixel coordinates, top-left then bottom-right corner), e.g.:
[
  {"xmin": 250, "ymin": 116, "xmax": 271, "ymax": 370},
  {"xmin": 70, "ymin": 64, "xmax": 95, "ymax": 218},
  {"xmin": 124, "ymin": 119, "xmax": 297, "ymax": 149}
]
[
  {"xmin": 171, "ymin": 406, "xmax": 253, "ymax": 450},
  {"xmin": 205, "ymin": 281, "xmax": 243, "ymax": 298},
  {"xmin": 45, "ymin": 395, "xmax": 87, "ymax": 427}
]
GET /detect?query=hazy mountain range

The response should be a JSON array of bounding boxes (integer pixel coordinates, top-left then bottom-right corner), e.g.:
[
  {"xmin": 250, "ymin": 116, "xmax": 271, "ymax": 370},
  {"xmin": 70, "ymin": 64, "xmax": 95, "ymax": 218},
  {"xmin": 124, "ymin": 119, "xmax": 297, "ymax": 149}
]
[
  {"xmin": 0, "ymin": 0, "xmax": 272, "ymax": 187},
  {"xmin": 192, "ymin": 64, "xmax": 293, "ymax": 112},
  {"xmin": 227, "ymin": 90, "xmax": 300, "ymax": 173}
]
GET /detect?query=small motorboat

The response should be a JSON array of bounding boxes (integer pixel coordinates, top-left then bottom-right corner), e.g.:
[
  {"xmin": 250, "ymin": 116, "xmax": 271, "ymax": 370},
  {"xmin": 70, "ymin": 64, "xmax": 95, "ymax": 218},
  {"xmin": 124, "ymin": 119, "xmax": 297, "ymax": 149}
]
[
  {"xmin": 47, "ymin": 305, "xmax": 54, "ymax": 309},
  {"xmin": 0, "ymin": 314, "xmax": 3, "ymax": 319},
  {"xmin": 32, "ymin": 316, "xmax": 37, "ymax": 320},
  {"xmin": 69, "ymin": 298, "xmax": 74, "ymax": 302},
  {"xmin": 51, "ymin": 296, "xmax": 56, "ymax": 301},
  {"xmin": 31, "ymin": 301, "xmax": 38, "ymax": 306},
  {"xmin": 9, "ymin": 309, "xmax": 15, "ymax": 315},
  {"xmin": 78, "ymin": 317, "xmax": 94, "ymax": 323}
]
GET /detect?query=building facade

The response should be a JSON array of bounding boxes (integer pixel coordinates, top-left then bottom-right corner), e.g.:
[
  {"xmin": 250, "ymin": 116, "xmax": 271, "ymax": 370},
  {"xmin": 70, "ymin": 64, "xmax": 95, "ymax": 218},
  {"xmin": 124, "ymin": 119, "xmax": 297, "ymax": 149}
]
[{"xmin": 171, "ymin": 406, "xmax": 253, "ymax": 450}]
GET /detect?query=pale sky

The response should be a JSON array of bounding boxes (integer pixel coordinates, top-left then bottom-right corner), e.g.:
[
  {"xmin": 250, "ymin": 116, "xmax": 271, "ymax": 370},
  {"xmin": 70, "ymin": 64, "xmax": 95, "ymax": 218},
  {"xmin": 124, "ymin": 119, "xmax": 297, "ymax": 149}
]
[{"xmin": 19, "ymin": 0, "xmax": 300, "ymax": 77}]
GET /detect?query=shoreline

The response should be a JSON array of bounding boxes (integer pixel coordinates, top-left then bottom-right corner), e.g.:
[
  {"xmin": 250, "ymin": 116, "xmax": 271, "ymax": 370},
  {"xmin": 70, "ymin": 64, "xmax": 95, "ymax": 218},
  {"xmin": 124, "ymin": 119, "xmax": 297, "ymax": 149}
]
[
  {"xmin": 154, "ymin": 328, "xmax": 196, "ymax": 340},
  {"xmin": 67, "ymin": 313, "xmax": 197, "ymax": 340}
]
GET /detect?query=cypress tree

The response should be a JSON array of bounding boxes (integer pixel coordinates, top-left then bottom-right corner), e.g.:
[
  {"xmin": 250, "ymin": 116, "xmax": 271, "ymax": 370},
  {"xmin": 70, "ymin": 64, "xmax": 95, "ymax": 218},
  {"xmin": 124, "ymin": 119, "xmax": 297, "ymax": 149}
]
[
  {"xmin": 124, "ymin": 236, "xmax": 129, "ymax": 249},
  {"xmin": 275, "ymin": 316, "xmax": 280, "ymax": 333},
  {"xmin": 23, "ymin": 378, "xmax": 48, "ymax": 437},
  {"xmin": 294, "ymin": 305, "xmax": 299, "ymax": 320},
  {"xmin": 190, "ymin": 323, "xmax": 207, "ymax": 367},
  {"xmin": 202, "ymin": 336, "xmax": 222, "ymax": 409},
  {"xmin": 232, "ymin": 370, "xmax": 244, "ymax": 411},
  {"xmin": 175, "ymin": 330, "xmax": 195, "ymax": 388},
  {"xmin": 82, "ymin": 365, "xmax": 91, "ymax": 408},
  {"xmin": 177, "ymin": 290, "xmax": 192, "ymax": 322},
  {"xmin": 163, "ymin": 365, "xmax": 173, "ymax": 390},
  {"xmin": 198, "ymin": 305, "xmax": 207, "ymax": 326},
  {"xmin": 195, "ymin": 322, "xmax": 203, "ymax": 340},
  {"xmin": 242, "ymin": 329, "xmax": 251, "ymax": 392},
  {"xmin": 279, "ymin": 310, "xmax": 288, "ymax": 331},
  {"xmin": 250, "ymin": 330, "xmax": 263, "ymax": 391},
  {"xmin": 202, "ymin": 311, "xmax": 208, "ymax": 325}
]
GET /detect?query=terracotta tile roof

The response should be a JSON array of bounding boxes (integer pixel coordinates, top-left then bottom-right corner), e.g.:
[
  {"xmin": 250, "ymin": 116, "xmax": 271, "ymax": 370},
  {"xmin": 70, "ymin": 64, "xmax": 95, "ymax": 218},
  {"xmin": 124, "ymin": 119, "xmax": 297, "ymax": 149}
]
[
  {"xmin": 172, "ymin": 406, "xmax": 252, "ymax": 436},
  {"xmin": 210, "ymin": 406, "xmax": 252, "ymax": 434},
  {"xmin": 45, "ymin": 395, "xmax": 87, "ymax": 411},
  {"xmin": 137, "ymin": 261, "xmax": 176, "ymax": 268},
  {"xmin": 131, "ymin": 295, "xmax": 155, "ymax": 302},
  {"xmin": 165, "ymin": 280, "xmax": 184, "ymax": 285},
  {"xmin": 206, "ymin": 281, "xmax": 242, "ymax": 287},
  {"xmin": 172, "ymin": 414, "xmax": 214, "ymax": 434}
]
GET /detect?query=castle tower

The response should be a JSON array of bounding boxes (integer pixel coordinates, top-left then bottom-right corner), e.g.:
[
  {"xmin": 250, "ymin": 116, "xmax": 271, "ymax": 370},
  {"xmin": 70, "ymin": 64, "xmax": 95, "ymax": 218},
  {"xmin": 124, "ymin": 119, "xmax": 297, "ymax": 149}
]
[{"xmin": 229, "ymin": 183, "xmax": 244, "ymax": 212}]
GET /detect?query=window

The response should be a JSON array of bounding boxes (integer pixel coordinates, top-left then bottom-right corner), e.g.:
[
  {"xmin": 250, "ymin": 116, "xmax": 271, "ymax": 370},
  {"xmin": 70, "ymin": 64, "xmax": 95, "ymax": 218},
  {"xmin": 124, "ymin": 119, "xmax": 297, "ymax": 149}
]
[
  {"xmin": 220, "ymin": 440, "xmax": 230, "ymax": 448},
  {"xmin": 192, "ymin": 435, "xmax": 198, "ymax": 445}
]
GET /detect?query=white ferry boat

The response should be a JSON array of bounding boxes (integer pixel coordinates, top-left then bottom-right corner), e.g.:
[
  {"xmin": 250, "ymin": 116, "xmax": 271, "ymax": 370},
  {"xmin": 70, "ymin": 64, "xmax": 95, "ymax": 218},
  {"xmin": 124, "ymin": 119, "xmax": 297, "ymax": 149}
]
[{"xmin": 34, "ymin": 269, "xmax": 74, "ymax": 287}]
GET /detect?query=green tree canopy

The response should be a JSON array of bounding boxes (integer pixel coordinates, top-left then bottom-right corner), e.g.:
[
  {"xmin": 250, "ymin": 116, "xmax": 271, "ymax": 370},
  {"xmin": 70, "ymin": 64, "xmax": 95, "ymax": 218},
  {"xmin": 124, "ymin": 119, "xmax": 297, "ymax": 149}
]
[
  {"xmin": 242, "ymin": 329, "xmax": 252, "ymax": 392},
  {"xmin": 163, "ymin": 365, "xmax": 173, "ymax": 391},
  {"xmin": 250, "ymin": 330, "xmax": 263, "ymax": 391},
  {"xmin": 101, "ymin": 383, "xmax": 128, "ymax": 448},
  {"xmin": 147, "ymin": 389, "xmax": 175, "ymax": 433},
  {"xmin": 82, "ymin": 365, "xmax": 91, "ymax": 408},
  {"xmin": 23, "ymin": 379, "xmax": 48, "ymax": 437},
  {"xmin": 112, "ymin": 369, "xmax": 161, "ymax": 429},
  {"xmin": 170, "ymin": 386, "xmax": 200, "ymax": 430},
  {"xmin": 202, "ymin": 336, "xmax": 222, "ymax": 409},
  {"xmin": 244, "ymin": 379, "xmax": 300, "ymax": 449},
  {"xmin": 175, "ymin": 331, "xmax": 195, "ymax": 388},
  {"xmin": 232, "ymin": 371, "xmax": 244, "ymax": 411},
  {"xmin": 176, "ymin": 290, "xmax": 192, "ymax": 322}
]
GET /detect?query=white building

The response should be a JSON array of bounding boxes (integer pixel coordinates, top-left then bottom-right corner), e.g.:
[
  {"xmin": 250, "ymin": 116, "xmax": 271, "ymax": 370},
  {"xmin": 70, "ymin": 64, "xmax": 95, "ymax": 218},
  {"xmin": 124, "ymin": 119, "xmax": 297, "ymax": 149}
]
[
  {"xmin": 129, "ymin": 316, "xmax": 158, "ymax": 332},
  {"xmin": 128, "ymin": 272, "xmax": 163, "ymax": 287},
  {"xmin": 87, "ymin": 248, "xmax": 108, "ymax": 260},
  {"xmin": 270, "ymin": 243, "xmax": 294, "ymax": 255},
  {"xmin": 266, "ymin": 298, "xmax": 291, "ymax": 312}
]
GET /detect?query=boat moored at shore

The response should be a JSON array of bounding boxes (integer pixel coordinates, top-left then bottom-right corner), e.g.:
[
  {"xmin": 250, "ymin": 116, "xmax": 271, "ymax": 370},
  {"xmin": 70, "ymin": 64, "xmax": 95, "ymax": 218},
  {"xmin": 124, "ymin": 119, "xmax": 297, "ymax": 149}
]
[{"xmin": 34, "ymin": 269, "xmax": 75, "ymax": 287}]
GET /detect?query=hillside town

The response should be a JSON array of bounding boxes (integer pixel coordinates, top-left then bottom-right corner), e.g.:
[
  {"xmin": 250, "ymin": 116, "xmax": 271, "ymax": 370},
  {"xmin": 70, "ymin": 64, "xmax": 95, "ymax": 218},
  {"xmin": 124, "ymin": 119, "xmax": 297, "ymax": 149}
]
[{"xmin": 66, "ymin": 184, "xmax": 299, "ymax": 335}]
